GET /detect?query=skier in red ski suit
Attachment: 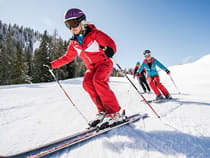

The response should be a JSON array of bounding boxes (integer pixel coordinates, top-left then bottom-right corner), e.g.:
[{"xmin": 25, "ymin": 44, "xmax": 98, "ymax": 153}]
[{"xmin": 48, "ymin": 8, "xmax": 121, "ymax": 126}]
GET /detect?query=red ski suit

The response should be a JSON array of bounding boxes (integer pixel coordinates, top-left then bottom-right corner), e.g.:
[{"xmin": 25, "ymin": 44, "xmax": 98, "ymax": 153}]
[{"xmin": 50, "ymin": 24, "xmax": 121, "ymax": 114}]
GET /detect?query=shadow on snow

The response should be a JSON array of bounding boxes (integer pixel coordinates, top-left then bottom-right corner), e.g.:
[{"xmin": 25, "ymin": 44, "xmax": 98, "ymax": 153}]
[
  {"xmin": 173, "ymin": 99, "xmax": 210, "ymax": 107},
  {"xmin": 103, "ymin": 125, "xmax": 210, "ymax": 158}
]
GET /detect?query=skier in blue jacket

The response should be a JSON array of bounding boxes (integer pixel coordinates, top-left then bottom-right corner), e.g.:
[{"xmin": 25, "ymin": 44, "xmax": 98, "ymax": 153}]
[{"xmin": 137, "ymin": 50, "xmax": 172, "ymax": 100}]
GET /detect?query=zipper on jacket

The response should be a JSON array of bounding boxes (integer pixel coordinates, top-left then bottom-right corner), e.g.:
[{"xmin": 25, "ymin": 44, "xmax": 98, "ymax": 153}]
[
  {"xmin": 74, "ymin": 28, "xmax": 94, "ymax": 65},
  {"xmin": 81, "ymin": 40, "xmax": 93, "ymax": 64}
]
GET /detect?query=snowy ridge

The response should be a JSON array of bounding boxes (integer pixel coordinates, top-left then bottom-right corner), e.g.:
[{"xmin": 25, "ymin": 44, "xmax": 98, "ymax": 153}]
[{"xmin": 0, "ymin": 55, "xmax": 210, "ymax": 158}]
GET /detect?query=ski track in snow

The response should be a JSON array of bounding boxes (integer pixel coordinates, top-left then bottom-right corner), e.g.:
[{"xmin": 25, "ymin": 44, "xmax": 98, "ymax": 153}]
[{"xmin": 1, "ymin": 55, "xmax": 210, "ymax": 158}]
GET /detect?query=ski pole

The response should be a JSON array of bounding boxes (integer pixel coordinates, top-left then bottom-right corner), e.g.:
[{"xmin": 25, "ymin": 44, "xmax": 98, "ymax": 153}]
[
  {"xmin": 127, "ymin": 77, "xmax": 135, "ymax": 92},
  {"xmin": 44, "ymin": 65, "xmax": 89, "ymax": 123},
  {"xmin": 112, "ymin": 59, "xmax": 161, "ymax": 118},
  {"xmin": 168, "ymin": 74, "xmax": 181, "ymax": 94}
]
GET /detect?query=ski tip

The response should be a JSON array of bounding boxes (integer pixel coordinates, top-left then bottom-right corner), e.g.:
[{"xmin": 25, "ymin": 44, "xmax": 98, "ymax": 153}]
[
  {"xmin": 140, "ymin": 113, "xmax": 149, "ymax": 119},
  {"xmin": 144, "ymin": 114, "xmax": 149, "ymax": 119}
]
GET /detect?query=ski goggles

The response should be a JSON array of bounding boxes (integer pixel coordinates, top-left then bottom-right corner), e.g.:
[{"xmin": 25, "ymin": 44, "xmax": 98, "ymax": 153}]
[
  {"xmin": 144, "ymin": 53, "xmax": 151, "ymax": 58},
  {"xmin": 65, "ymin": 19, "xmax": 80, "ymax": 29}
]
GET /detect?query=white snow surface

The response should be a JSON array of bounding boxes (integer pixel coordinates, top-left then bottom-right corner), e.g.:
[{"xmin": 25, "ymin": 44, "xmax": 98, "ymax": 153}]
[{"xmin": 1, "ymin": 54, "xmax": 210, "ymax": 158}]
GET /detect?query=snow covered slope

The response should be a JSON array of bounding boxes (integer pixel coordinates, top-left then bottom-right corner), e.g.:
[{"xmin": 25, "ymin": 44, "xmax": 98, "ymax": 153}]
[{"xmin": 0, "ymin": 54, "xmax": 210, "ymax": 158}]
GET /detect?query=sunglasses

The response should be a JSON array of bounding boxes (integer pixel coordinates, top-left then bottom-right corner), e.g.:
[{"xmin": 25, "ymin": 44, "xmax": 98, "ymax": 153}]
[{"xmin": 65, "ymin": 19, "xmax": 80, "ymax": 29}]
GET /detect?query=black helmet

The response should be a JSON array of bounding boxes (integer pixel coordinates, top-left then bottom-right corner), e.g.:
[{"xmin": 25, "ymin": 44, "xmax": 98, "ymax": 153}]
[{"xmin": 143, "ymin": 50, "xmax": 151, "ymax": 55}]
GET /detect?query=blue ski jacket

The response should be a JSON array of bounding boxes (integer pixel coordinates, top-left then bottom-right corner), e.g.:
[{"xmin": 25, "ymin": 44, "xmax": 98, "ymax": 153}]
[{"xmin": 137, "ymin": 57, "xmax": 168, "ymax": 77}]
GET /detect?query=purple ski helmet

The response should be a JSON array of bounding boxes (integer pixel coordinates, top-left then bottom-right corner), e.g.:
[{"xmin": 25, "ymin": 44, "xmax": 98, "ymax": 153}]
[{"xmin": 64, "ymin": 8, "xmax": 86, "ymax": 23}]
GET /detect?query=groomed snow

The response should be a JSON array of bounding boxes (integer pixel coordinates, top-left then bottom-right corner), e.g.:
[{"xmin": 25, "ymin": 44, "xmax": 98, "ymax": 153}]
[{"xmin": 0, "ymin": 54, "xmax": 210, "ymax": 158}]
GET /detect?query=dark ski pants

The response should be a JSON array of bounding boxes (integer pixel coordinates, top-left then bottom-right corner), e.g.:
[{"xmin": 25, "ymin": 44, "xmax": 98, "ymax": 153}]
[{"xmin": 138, "ymin": 76, "xmax": 150, "ymax": 92}]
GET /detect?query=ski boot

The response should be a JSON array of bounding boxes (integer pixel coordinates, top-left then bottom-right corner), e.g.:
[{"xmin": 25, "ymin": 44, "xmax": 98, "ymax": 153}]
[
  {"xmin": 155, "ymin": 94, "xmax": 164, "ymax": 101},
  {"xmin": 97, "ymin": 110, "xmax": 127, "ymax": 130},
  {"xmin": 165, "ymin": 94, "xmax": 172, "ymax": 99},
  {"xmin": 88, "ymin": 112, "xmax": 105, "ymax": 127}
]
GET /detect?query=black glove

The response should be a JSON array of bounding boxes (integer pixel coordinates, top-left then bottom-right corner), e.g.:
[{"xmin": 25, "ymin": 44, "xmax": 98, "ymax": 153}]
[
  {"xmin": 100, "ymin": 46, "xmax": 114, "ymax": 58},
  {"xmin": 166, "ymin": 69, "xmax": 170, "ymax": 74}
]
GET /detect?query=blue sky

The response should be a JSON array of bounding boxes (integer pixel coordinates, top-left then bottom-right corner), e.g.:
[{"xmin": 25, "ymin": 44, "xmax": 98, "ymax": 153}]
[{"xmin": 0, "ymin": 0, "xmax": 210, "ymax": 68}]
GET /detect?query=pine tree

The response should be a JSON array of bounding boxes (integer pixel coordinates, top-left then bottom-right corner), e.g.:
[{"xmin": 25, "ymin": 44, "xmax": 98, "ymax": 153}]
[
  {"xmin": 50, "ymin": 36, "xmax": 77, "ymax": 80},
  {"xmin": 32, "ymin": 30, "xmax": 52, "ymax": 83},
  {"xmin": 0, "ymin": 44, "xmax": 8, "ymax": 85},
  {"xmin": 25, "ymin": 40, "xmax": 33, "ymax": 76},
  {"xmin": 10, "ymin": 42, "xmax": 31, "ymax": 84},
  {"xmin": 52, "ymin": 37, "xmax": 69, "ymax": 80},
  {"xmin": 0, "ymin": 32, "xmax": 16, "ymax": 85},
  {"xmin": 0, "ymin": 21, "xmax": 88, "ymax": 85}
]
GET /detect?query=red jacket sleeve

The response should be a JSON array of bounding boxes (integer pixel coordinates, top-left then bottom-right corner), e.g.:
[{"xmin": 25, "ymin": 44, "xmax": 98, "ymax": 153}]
[
  {"xmin": 133, "ymin": 66, "xmax": 138, "ymax": 76},
  {"xmin": 50, "ymin": 41, "xmax": 77, "ymax": 69},
  {"xmin": 95, "ymin": 30, "xmax": 116, "ymax": 53}
]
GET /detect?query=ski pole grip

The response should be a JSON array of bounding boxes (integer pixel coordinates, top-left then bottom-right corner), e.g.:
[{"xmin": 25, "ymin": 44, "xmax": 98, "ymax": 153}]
[
  {"xmin": 111, "ymin": 58, "xmax": 123, "ymax": 70},
  {"xmin": 43, "ymin": 64, "xmax": 57, "ymax": 81},
  {"xmin": 43, "ymin": 64, "xmax": 50, "ymax": 69}
]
